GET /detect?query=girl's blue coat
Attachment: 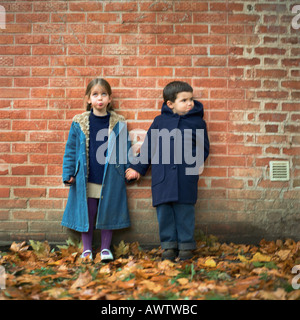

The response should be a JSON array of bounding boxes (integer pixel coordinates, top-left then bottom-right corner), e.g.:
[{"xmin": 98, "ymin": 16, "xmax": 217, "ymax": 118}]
[{"xmin": 61, "ymin": 111, "xmax": 131, "ymax": 232}]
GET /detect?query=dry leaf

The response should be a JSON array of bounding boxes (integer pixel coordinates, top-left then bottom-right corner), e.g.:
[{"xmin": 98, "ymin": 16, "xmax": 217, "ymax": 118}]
[
  {"xmin": 251, "ymin": 252, "xmax": 271, "ymax": 262},
  {"xmin": 177, "ymin": 278, "xmax": 189, "ymax": 285},
  {"xmin": 10, "ymin": 241, "xmax": 29, "ymax": 253},
  {"xmin": 276, "ymin": 250, "xmax": 291, "ymax": 261},
  {"xmin": 239, "ymin": 252, "xmax": 271, "ymax": 263},
  {"xmin": 114, "ymin": 240, "xmax": 129, "ymax": 258},
  {"xmin": 71, "ymin": 271, "xmax": 92, "ymax": 289},
  {"xmin": 205, "ymin": 258, "xmax": 217, "ymax": 267},
  {"xmin": 140, "ymin": 280, "xmax": 162, "ymax": 294},
  {"xmin": 29, "ymin": 240, "xmax": 51, "ymax": 258}
]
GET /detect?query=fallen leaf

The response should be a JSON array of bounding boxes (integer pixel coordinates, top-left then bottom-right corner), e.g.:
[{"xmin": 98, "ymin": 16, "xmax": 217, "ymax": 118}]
[
  {"xmin": 251, "ymin": 252, "xmax": 271, "ymax": 262},
  {"xmin": 71, "ymin": 271, "xmax": 92, "ymax": 289},
  {"xmin": 257, "ymin": 288, "xmax": 287, "ymax": 300},
  {"xmin": 177, "ymin": 278, "xmax": 189, "ymax": 285},
  {"xmin": 116, "ymin": 279, "xmax": 135, "ymax": 289},
  {"xmin": 45, "ymin": 288, "xmax": 66, "ymax": 299},
  {"xmin": 205, "ymin": 258, "xmax": 217, "ymax": 268},
  {"xmin": 238, "ymin": 254, "xmax": 248, "ymax": 263},
  {"xmin": 229, "ymin": 276, "xmax": 261, "ymax": 295},
  {"xmin": 136, "ymin": 269, "xmax": 160, "ymax": 279},
  {"xmin": 99, "ymin": 264, "xmax": 111, "ymax": 274},
  {"xmin": 238, "ymin": 252, "xmax": 271, "ymax": 263},
  {"xmin": 10, "ymin": 241, "xmax": 29, "ymax": 253},
  {"xmin": 140, "ymin": 280, "xmax": 162, "ymax": 294},
  {"xmin": 276, "ymin": 249, "xmax": 291, "ymax": 261},
  {"xmin": 29, "ymin": 240, "xmax": 51, "ymax": 258},
  {"xmin": 114, "ymin": 240, "xmax": 129, "ymax": 258}
]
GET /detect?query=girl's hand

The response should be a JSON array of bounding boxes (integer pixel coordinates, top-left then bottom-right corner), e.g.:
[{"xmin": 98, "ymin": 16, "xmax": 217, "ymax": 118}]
[
  {"xmin": 125, "ymin": 168, "xmax": 140, "ymax": 181},
  {"xmin": 64, "ymin": 176, "xmax": 75, "ymax": 186}
]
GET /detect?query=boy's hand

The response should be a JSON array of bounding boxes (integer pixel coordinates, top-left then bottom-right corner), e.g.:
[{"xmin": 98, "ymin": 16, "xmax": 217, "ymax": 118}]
[
  {"xmin": 64, "ymin": 176, "xmax": 75, "ymax": 186},
  {"xmin": 125, "ymin": 168, "xmax": 140, "ymax": 181}
]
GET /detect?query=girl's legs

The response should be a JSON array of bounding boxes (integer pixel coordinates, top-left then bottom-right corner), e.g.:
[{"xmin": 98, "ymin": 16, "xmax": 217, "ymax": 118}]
[
  {"xmin": 101, "ymin": 229, "xmax": 113, "ymax": 255},
  {"xmin": 81, "ymin": 198, "xmax": 98, "ymax": 257}
]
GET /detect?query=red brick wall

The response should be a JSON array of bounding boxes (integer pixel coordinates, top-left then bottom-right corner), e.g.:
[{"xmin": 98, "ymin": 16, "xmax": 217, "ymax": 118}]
[{"xmin": 0, "ymin": 1, "xmax": 299, "ymax": 245}]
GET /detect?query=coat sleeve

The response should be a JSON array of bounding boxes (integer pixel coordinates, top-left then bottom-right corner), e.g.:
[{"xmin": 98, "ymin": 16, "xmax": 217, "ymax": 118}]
[
  {"xmin": 129, "ymin": 118, "xmax": 157, "ymax": 176},
  {"xmin": 62, "ymin": 122, "xmax": 77, "ymax": 183},
  {"xmin": 203, "ymin": 120, "xmax": 210, "ymax": 162}
]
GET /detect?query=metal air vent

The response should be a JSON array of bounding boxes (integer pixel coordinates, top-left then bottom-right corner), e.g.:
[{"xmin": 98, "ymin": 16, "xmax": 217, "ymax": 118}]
[{"xmin": 270, "ymin": 161, "xmax": 289, "ymax": 181}]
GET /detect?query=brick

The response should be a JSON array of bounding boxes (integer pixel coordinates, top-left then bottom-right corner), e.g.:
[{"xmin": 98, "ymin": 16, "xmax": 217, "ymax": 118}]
[
  {"xmin": 69, "ymin": 2, "xmax": 103, "ymax": 12},
  {"xmin": 194, "ymin": 57, "xmax": 227, "ymax": 66},
  {"xmin": 122, "ymin": 13, "xmax": 156, "ymax": 23},
  {"xmin": 31, "ymin": 88, "xmax": 65, "ymax": 98},
  {"xmin": 140, "ymin": 24, "xmax": 174, "ymax": 34},
  {"xmin": 121, "ymin": 34, "xmax": 156, "ymax": 45},
  {"xmin": 259, "ymin": 113, "xmax": 287, "ymax": 122},
  {"xmin": 12, "ymin": 211, "xmax": 45, "ymax": 220},
  {"xmin": 14, "ymin": 188, "xmax": 46, "ymax": 198},
  {"xmin": 139, "ymin": 68, "xmax": 172, "ymax": 77},
  {"xmin": 194, "ymin": 13, "xmax": 227, "ymax": 24},
  {"xmin": 0, "ymin": 188, "xmax": 10, "ymax": 198},
  {"xmin": 12, "ymin": 120, "xmax": 47, "ymax": 131},
  {"xmin": 87, "ymin": 13, "xmax": 119, "ymax": 23},
  {"xmin": 0, "ymin": 200, "xmax": 27, "ymax": 209},
  {"xmin": 0, "ymin": 89, "xmax": 30, "ymax": 98},
  {"xmin": 12, "ymin": 166, "xmax": 45, "ymax": 175},
  {"xmin": 29, "ymin": 199, "xmax": 63, "ymax": 210},
  {"xmin": 0, "ymin": 154, "xmax": 27, "ymax": 164},
  {"xmin": 157, "ymin": 35, "xmax": 192, "ymax": 45},
  {"xmin": 52, "ymin": 13, "xmax": 85, "ymax": 23},
  {"xmin": 0, "ymin": 222, "xmax": 28, "ymax": 231}
]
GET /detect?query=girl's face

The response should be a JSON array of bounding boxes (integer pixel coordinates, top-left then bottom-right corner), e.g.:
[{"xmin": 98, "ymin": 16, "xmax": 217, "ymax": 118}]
[{"xmin": 88, "ymin": 84, "xmax": 111, "ymax": 116}]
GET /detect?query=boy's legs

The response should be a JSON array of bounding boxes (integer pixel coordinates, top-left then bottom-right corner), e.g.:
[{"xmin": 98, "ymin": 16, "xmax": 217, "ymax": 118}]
[
  {"xmin": 156, "ymin": 203, "xmax": 178, "ymax": 250},
  {"xmin": 172, "ymin": 203, "xmax": 196, "ymax": 251}
]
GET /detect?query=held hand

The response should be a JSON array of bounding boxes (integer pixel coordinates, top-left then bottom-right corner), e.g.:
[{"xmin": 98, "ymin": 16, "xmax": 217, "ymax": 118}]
[
  {"xmin": 64, "ymin": 176, "xmax": 75, "ymax": 186},
  {"xmin": 125, "ymin": 168, "xmax": 140, "ymax": 181}
]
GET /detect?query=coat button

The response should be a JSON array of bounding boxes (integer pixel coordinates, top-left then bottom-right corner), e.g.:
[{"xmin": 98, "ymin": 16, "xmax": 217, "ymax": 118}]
[{"xmin": 172, "ymin": 166, "xmax": 177, "ymax": 169}]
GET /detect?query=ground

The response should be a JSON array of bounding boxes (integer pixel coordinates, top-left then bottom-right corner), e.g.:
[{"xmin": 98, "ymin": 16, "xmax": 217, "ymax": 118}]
[{"xmin": 0, "ymin": 237, "xmax": 300, "ymax": 300}]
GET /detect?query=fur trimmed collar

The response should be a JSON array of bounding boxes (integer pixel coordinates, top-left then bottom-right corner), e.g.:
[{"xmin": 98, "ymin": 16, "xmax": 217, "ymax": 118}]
[{"xmin": 72, "ymin": 110, "xmax": 125, "ymax": 137}]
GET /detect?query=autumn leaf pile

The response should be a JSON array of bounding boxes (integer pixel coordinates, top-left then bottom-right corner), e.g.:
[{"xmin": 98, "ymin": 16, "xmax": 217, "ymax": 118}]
[{"xmin": 1, "ymin": 237, "xmax": 300, "ymax": 300}]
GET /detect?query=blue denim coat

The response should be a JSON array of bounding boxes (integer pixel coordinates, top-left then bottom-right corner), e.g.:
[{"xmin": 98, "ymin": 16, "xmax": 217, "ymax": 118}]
[{"xmin": 61, "ymin": 111, "xmax": 131, "ymax": 232}]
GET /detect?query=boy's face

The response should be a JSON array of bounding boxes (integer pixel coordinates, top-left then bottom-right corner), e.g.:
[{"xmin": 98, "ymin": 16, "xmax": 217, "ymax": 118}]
[{"xmin": 167, "ymin": 91, "xmax": 194, "ymax": 116}]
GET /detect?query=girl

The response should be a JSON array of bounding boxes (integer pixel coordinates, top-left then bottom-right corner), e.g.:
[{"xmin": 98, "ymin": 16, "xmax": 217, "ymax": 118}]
[{"xmin": 61, "ymin": 78, "xmax": 137, "ymax": 261}]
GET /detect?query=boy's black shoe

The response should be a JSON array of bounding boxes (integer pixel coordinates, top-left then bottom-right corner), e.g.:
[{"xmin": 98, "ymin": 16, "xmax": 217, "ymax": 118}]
[
  {"xmin": 162, "ymin": 249, "xmax": 177, "ymax": 261},
  {"xmin": 178, "ymin": 250, "xmax": 194, "ymax": 261}
]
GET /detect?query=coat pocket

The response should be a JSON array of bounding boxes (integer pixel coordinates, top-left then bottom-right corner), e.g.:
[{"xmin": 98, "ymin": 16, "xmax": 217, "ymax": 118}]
[
  {"xmin": 115, "ymin": 164, "xmax": 125, "ymax": 177},
  {"xmin": 151, "ymin": 165, "xmax": 165, "ymax": 187},
  {"xmin": 74, "ymin": 160, "xmax": 80, "ymax": 177}
]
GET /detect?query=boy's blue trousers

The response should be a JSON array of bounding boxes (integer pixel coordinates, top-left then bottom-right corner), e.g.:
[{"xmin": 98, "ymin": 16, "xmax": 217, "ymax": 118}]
[{"xmin": 156, "ymin": 203, "xmax": 196, "ymax": 250}]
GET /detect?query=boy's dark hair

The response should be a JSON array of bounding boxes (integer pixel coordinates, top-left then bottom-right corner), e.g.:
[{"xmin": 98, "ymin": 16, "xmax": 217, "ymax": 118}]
[{"xmin": 163, "ymin": 81, "xmax": 193, "ymax": 103}]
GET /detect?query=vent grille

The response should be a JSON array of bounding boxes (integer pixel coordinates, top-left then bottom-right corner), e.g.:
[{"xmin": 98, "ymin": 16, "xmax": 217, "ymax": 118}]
[{"xmin": 270, "ymin": 161, "xmax": 289, "ymax": 181}]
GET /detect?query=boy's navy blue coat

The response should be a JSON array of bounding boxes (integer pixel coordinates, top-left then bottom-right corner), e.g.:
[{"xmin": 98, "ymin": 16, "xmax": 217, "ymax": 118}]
[{"xmin": 130, "ymin": 100, "xmax": 209, "ymax": 207}]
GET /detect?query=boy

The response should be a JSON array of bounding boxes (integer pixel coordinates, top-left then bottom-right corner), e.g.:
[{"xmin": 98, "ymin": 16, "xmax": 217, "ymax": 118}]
[{"xmin": 126, "ymin": 81, "xmax": 209, "ymax": 260}]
